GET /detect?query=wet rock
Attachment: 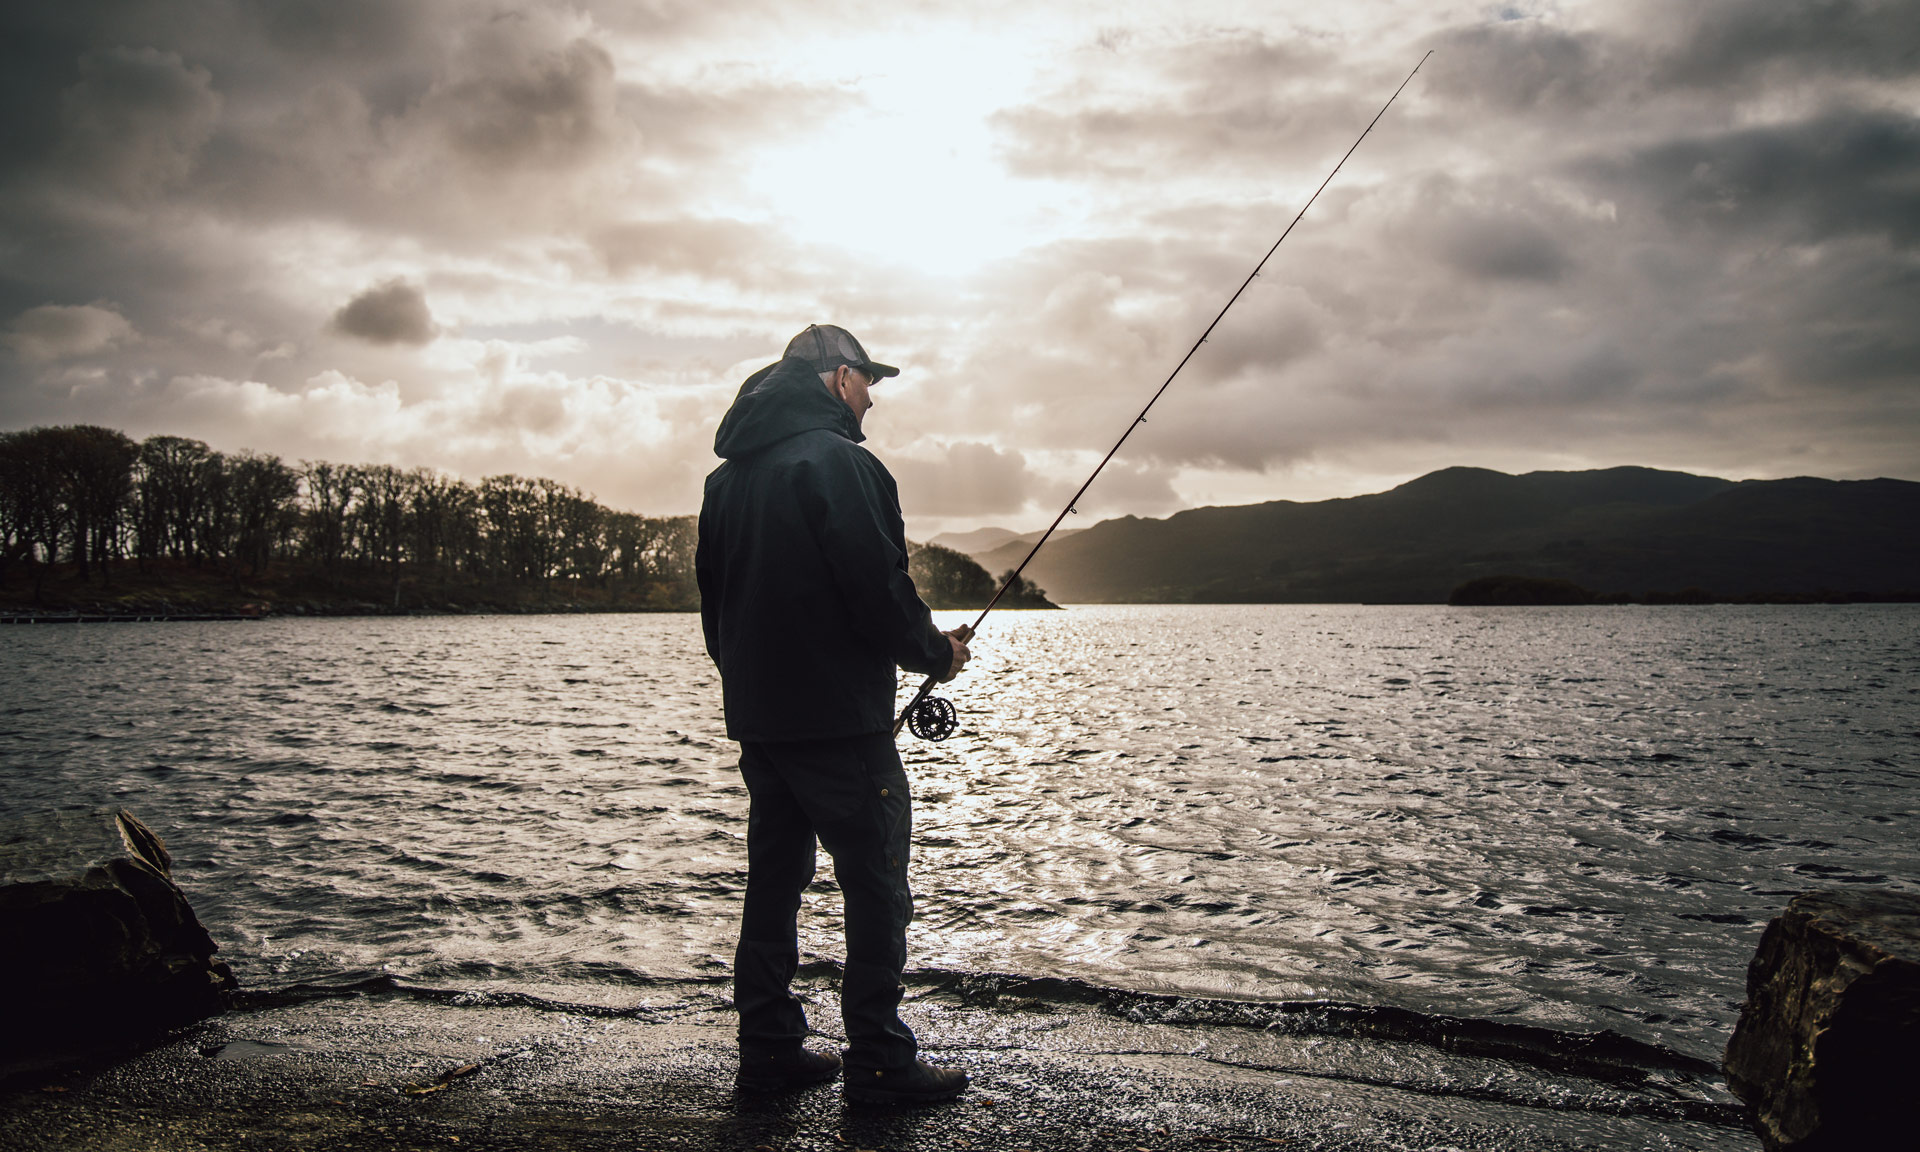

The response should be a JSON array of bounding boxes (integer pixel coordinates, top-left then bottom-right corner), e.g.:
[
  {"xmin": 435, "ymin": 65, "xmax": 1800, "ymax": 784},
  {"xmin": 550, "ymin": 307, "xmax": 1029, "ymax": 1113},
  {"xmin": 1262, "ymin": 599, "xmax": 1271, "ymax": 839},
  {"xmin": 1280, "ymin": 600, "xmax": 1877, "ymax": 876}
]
[
  {"xmin": 0, "ymin": 808, "xmax": 235, "ymax": 1076},
  {"xmin": 1724, "ymin": 889, "xmax": 1920, "ymax": 1150}
]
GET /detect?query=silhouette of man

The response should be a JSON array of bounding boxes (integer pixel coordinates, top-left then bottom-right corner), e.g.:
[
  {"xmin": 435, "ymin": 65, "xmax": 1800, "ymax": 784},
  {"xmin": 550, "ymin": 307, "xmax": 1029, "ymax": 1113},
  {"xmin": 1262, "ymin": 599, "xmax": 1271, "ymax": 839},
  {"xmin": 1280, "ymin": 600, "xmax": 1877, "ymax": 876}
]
[{"xmin": 696, "ymin": 324, "xmax": 971, "ymax": 1103}]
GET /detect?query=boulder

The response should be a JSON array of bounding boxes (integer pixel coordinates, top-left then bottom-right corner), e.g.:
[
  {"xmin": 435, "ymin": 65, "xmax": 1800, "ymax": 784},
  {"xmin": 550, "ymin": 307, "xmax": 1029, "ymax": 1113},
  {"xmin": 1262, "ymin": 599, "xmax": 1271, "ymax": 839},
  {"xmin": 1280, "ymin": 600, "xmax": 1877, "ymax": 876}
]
[
  {"xmin": 1724, "ymin": 889, "xmax": 1920, "ymax": 1150},
  {"xmin": 0, "ymin": 807, "xmax": 235, "ymax": 1076}
]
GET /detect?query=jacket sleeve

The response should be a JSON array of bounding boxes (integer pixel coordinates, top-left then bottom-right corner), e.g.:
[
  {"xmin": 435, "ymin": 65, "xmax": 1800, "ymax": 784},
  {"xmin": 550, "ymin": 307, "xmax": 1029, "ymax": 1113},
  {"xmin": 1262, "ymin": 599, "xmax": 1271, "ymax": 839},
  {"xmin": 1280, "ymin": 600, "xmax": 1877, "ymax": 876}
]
[
  {"xmin": 802, "ymin": 447, "xmax": 953, "ymax": 677},
  {"xmin": 695, "ymin": 497, "xmax": 721, "ymax": 668}
]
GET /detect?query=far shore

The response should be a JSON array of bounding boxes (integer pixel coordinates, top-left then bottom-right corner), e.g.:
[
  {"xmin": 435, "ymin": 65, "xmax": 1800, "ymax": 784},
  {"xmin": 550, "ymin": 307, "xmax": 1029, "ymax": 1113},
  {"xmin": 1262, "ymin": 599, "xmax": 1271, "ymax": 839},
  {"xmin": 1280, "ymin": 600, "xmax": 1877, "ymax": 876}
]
[{"xmin": 1, "ymin": 555, "xmax": 1070, "ymax": 619}]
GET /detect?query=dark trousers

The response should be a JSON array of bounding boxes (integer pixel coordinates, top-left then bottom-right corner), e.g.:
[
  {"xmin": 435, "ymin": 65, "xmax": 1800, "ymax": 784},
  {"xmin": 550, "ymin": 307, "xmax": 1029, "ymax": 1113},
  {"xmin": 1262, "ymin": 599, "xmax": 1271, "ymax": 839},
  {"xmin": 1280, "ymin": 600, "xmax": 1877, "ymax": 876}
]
[{"xmin": 733, "ymin": 731, "xmax": 917, "ymax": 1069}]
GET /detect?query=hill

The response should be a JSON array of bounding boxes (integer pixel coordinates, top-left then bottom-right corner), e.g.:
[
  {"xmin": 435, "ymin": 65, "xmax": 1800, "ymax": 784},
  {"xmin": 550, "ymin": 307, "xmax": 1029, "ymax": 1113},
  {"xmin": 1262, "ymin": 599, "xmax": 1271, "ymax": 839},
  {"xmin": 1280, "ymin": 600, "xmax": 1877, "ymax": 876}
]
[
  {"xmin": 971, "ymin": 467, "xmax": 1920, "ymax": 603},
  {"xmin": 929, "ymin": 525, "xmax": 1083, "ymax": 560}
]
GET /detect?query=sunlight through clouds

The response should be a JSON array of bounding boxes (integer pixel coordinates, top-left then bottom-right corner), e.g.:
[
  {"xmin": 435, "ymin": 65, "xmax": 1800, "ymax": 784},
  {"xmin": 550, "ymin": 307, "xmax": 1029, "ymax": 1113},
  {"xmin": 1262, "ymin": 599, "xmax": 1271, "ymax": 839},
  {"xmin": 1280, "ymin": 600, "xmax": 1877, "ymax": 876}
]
[
  {"xmin": 740, "ymin": 28, "xmax": 1080, "ymax": 279},
  {"xmin": 1, "ymin": 0, "xmax": 1915, "ymax": 536}
]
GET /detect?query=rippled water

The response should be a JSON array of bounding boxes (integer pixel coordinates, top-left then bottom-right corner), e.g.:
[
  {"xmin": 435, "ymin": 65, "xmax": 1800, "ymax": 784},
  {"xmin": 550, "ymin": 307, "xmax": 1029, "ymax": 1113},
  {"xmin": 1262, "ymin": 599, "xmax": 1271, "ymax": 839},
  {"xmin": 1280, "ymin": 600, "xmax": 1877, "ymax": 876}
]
[{"xmin": 3, "ymin": 605, "xmax": 1915, "ymax": 1070}]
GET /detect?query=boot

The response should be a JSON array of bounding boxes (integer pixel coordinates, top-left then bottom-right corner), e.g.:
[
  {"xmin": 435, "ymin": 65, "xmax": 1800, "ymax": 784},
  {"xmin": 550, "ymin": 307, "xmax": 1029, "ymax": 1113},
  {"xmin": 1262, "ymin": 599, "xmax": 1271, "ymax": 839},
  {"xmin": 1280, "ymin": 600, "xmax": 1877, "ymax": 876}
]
[
  {"xmin": 737, "ymin": 1045, "xmax": 842, "ymax": 1092},
  {"xmin": 843, "ymin": 1058, "xmax": 969, "ymax": 1105}
]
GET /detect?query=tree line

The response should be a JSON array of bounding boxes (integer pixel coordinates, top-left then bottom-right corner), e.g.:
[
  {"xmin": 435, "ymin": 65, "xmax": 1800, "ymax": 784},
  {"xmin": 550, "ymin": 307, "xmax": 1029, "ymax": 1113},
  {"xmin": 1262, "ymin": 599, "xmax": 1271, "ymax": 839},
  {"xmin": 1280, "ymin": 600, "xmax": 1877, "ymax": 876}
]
[
  {"xmin": 0, "ymin": 424, "xmax": 696, "ymax": 601},
  {"xmin": 907, "ymin": 540, "xmax": 1053, "ymax": 610},
  {"xmin": 0, "ymin": 424, "xmax": 1052, "ymax": 611}
]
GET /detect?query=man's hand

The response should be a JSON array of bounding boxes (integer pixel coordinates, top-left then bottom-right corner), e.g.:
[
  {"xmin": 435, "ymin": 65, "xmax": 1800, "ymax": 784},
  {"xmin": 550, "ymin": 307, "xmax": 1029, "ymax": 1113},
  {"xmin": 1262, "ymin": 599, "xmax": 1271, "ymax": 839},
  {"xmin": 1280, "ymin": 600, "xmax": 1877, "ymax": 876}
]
[{"xmin": 940, "ymin": 629, "xmax": 971, "ymax": 683}]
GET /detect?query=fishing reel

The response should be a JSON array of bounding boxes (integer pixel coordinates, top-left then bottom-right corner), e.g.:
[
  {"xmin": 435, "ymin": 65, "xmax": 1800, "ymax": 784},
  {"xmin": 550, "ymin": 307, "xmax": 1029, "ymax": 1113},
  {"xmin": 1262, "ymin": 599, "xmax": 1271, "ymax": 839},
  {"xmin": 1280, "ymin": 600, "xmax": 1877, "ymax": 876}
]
[
  {"xmin": 905, "ymin": 694, "xmax": 959, "ymax": 741},
  {"xmin": 896, "ymin": 624, "xmax": 971, "ymax": 741}
]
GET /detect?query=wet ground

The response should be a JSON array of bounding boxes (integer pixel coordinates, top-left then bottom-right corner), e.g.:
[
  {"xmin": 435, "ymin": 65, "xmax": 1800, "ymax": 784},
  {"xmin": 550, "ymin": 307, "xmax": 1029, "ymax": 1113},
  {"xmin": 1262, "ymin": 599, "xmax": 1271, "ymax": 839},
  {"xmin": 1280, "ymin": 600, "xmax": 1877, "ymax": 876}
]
[{"xmin": 1, "ymin": 983, "xmax": 1758, "ymax": 1152}]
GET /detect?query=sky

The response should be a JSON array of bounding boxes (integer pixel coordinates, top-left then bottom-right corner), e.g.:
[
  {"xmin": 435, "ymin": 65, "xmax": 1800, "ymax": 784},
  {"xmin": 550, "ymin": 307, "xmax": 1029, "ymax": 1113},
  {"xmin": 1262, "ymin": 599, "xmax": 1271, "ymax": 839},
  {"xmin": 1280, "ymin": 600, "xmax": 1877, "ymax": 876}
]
[{"xmin": 1, "ymin": 0, "xmax": 1915, "ymax": 538}]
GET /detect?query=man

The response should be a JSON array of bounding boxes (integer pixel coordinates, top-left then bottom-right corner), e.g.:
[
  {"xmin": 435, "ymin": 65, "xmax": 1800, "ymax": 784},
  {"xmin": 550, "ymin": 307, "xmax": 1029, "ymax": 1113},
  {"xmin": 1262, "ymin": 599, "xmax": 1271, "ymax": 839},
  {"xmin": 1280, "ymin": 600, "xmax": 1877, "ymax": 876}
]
[{"xmin": 696, "ymin": 324, "xmax": 971, "ymax": 1104}]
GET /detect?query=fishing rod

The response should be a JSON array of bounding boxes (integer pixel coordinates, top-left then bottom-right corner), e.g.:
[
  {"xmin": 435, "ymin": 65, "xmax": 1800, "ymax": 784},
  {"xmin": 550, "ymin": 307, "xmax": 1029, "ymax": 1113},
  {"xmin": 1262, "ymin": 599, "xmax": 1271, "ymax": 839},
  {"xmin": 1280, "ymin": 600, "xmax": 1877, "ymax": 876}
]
[{"xmin": 896, "ymin": 50, "xmax": 1433, "ymax": 742}]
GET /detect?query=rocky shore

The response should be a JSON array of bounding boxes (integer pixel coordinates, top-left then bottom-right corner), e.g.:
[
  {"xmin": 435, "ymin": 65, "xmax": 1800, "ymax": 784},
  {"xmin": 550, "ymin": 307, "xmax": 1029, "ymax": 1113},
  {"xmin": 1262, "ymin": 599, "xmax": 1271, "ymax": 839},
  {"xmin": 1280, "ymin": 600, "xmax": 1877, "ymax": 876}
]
[
  {"xmin": 0, "ymin": 979, "xmax": 1758, "ymax": 1152},
  {"xmin": 0, "ymin": 806, "xmax": 1776, "ymax": 1150}
]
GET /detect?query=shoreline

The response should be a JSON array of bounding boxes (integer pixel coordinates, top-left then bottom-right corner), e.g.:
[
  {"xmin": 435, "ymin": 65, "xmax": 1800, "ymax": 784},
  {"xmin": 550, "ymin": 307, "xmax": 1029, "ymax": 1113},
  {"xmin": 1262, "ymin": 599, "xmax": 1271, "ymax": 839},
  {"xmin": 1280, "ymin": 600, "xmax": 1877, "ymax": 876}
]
[
  {"xmin": 0, "ymin": 604, "xmax": 694, "ymax": 623},
  {"xmin": 1, "ymin": 977, "xmax": 1758, "ymax": 1152}
]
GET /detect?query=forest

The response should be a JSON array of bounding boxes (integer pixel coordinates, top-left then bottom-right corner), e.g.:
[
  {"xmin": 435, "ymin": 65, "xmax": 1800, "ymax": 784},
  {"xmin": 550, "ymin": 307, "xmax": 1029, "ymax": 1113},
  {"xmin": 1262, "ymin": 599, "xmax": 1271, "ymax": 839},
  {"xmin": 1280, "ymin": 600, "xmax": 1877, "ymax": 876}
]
[{"xmin": 0, "ymin": 424, "xmax": 1048, "ymax": 615}]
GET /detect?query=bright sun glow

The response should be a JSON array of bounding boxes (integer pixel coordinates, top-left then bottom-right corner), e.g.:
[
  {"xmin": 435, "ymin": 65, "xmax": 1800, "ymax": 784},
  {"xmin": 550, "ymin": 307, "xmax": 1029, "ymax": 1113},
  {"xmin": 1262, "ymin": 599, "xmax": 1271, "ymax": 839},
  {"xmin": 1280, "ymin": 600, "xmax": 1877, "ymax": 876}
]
[{"xmin": 741, "ymin": 30, "xmax": 1077, "ymax": 280}]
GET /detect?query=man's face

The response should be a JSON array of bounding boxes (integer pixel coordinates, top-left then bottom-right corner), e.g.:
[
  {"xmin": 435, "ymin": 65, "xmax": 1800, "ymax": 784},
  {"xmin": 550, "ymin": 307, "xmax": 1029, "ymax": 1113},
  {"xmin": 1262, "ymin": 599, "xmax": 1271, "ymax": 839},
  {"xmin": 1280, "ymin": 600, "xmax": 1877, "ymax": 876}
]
[{"xmin": 833, "ymin": 365, "xmax": 875, "ymax": 428}]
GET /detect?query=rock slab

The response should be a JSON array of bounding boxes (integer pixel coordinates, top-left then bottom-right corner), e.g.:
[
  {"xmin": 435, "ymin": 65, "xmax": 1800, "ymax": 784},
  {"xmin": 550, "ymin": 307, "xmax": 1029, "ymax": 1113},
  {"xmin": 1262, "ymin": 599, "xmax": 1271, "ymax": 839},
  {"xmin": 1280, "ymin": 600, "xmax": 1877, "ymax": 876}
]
[
  {"xmin": 1724, "ymin": 889, "xmax": 1920, "ymax": 1150},
  {"xmin": 0, "ymin": 807, "xmax": 235, "ymax": 1075}
]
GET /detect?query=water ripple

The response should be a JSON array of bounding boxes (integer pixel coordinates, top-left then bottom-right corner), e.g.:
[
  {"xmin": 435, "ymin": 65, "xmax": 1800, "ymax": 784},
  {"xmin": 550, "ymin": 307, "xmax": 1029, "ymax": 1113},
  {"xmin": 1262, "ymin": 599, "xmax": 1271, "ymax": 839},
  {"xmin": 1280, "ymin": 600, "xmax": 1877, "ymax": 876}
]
[{"xmin": 1, "ymin": 605, "xmax": 1915, "ymax": 1067}]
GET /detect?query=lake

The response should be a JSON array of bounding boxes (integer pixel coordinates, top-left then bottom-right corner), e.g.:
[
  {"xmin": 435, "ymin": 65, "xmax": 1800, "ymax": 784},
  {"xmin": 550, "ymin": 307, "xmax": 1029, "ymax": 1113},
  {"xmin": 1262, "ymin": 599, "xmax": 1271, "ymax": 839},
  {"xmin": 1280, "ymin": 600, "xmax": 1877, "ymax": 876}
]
[{"xmin": 2, "ymin": 604, "xmax": 1914, "ymax": 1076}]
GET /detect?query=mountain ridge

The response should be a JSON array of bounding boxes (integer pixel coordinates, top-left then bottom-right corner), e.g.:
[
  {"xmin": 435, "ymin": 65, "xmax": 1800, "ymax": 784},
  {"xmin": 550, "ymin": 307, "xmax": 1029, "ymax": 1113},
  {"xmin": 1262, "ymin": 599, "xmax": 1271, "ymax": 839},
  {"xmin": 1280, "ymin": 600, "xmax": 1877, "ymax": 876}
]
[{"xmin": 968, "ymin": 467, "xmax": 1919, "ymax": 603}]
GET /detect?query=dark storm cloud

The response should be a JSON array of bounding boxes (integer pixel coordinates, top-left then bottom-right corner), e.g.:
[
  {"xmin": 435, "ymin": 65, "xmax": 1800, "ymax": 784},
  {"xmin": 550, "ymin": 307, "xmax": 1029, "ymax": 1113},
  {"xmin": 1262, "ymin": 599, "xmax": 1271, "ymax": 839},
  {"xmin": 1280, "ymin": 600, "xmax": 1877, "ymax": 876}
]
[
  {"xmin": 331, "ymin": 280, "xmax": 437, "ymax": 346},
  {"xmin": 57, "ymin": 46, "xmax": 223, "ymax": 198},
  {"xmin": 1650, "ymin": 0, "xmax": 1920, "ymax": 87},
  {"xmin": 1431, "ymin": 1, "xmax": 1920, "ymax": 113},
  {"xmin": 256, "ymin": 0, "xmax": 430, "ymax": 58},
  {"xmin": 1592, "ymin": 107, "xmax": 1920, "ymax": 247},
  {"xmin": 426, "ymin": 14, "xmax": 618, "ymax": 170}
]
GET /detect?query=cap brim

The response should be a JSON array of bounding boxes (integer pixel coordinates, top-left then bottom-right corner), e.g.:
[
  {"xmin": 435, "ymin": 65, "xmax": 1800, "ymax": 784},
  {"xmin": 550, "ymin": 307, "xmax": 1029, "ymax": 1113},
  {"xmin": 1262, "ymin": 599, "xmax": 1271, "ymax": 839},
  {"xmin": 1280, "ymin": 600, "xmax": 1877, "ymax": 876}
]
[{"xmin": 864, "ymin": 362, "xmax": 899, "ymax": 380}]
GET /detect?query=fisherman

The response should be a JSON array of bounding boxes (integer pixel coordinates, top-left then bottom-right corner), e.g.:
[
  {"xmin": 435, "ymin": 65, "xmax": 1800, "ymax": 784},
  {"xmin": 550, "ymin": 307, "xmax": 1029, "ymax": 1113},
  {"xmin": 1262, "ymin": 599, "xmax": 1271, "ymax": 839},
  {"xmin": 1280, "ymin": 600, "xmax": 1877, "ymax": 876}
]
[{"xmin": 696, "ymin": 324, "xmax": 972, "ymax": 1103}]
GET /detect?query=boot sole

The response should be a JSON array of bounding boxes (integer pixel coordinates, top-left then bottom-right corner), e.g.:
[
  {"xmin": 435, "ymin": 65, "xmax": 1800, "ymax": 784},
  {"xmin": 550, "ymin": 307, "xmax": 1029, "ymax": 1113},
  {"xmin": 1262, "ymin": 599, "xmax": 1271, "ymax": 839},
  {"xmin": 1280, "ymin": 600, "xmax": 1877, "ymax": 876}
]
[
  {"xmin": 738, "ymin": 1068, "xmax": 840, "ymax": 1092},
  {"xmin": 737, "ymin": 1059, "xmax": 842, "ymax": 1093},
  {"xmin": 737, "ymin": 1067, "xmax": 837, "ymax": 1090},
  {"xmin": 843, "ymin": 1084, "xmax": 968, "ymax": 1105}
]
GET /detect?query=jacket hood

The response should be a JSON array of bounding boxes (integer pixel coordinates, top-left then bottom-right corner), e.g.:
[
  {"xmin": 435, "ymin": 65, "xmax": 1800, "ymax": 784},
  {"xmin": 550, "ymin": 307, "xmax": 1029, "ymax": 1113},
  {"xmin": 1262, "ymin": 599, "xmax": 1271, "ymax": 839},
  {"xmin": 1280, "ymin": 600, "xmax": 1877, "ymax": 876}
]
[{"xmin": 713, "ymin": 356, "xmax": 864, "ymax": 460}]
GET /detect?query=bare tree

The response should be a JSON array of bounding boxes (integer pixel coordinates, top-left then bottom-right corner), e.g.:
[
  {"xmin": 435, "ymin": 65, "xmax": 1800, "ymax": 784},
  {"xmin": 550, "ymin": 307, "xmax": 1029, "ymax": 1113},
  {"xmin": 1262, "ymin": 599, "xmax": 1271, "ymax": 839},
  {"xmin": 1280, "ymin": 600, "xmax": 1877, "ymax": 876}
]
[
  {"xmin": 299, "ymin": 460, "xmax": 357, "ymax": 569},
  {"xmin": 408, "ymin": 469, "xmax": 477, "ymax": 575},
  {"xmin": 355, "ymin": 465, "xmax": 413, "ymax": 577},
  {"xmin": 0, "ymin": 429, "xmax": 62, "ymax": 591},
  {"xmin": 192, "ymin": 451, "xmax": 234, "ymax": 566},
  {"xmin": 228, "ymin": 451, "xmax": 299, "ymax": 575},
  {"xmin": 136, "ymin": 436, "xmax": 215, "ymax": 563},
  {"xmin": 10, "ymin": 423, "xmax": 705, "ymax": 609},
  {"xmin": 56, "ymin": 426, "xmax": 139, "ymax": 580}
]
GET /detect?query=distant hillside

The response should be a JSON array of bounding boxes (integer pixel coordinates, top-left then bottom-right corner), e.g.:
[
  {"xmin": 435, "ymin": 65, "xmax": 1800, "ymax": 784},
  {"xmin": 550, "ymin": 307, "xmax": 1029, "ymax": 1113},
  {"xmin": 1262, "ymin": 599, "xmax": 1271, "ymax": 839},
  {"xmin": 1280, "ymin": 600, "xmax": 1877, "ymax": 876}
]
[
  {"xmin": 930, "ymin": 525, "xmax": 1083, "ymax": 562},
  {"xmin": 929, "ymin": 526, "xmax": 1023, "ymax": 555},
  {"xmin": 971, "ymin": 467, "xmax": 1920, "ymax": 603}
]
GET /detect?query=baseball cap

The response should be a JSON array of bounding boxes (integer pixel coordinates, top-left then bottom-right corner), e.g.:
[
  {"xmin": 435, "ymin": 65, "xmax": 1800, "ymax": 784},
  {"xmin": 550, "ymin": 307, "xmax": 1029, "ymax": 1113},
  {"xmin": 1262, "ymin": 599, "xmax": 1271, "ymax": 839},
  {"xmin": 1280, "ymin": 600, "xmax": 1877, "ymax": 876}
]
[{"xmin": 784, "ymin": 324, "xmax": 899, "ymax": 381}]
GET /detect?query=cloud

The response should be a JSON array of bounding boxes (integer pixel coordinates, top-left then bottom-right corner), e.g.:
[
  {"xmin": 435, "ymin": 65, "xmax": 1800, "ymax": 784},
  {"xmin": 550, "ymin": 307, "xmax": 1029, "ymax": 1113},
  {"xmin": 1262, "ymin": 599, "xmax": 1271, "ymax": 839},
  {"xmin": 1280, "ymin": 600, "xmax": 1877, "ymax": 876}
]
[
  {"xmin": 1591, "ymin": 107, "xmax": 1920, "ymax": 247},
  {"xmin": 592, "ymin": 216, "xmax": 781, "ymax": 282},
  {"xmin": 889, "ymin": 441, "xmax": 1040, "ymax": 518},
  {"xmin": 1399, "ymin": 176, "xmax": 1574, "ymax": 283},
  {"xmin": 57, "ymin": 46, "xmax": 222, "ymax": 198},
  {"xmin": 991, "ymin": 31, "xmax": 1359, "ymax": 181},
  {"xmin": 423, "ymin": 10, "xmax": 618, "ymax": 171},
  {"xmin": 1426, "ymin": 21, "xmax": 1612, "ymax": 115},
  {"xmin": 4, "ymin": 303, "xmax": 137, "ymax": 362},
  {"xmin": 1647, "ymin": 0, "xmax": 1920, "ymax": 87},
  {"xmin": 330, "ymin": 280, "xmax": 437, "ymax": 345},
  {"xmin": 256, "ymin": 0, "xmax": 431, "ymax": 58},
  {"xmin": 2, "ymin": 0, "xmax": 1918, "ymax": 531}
]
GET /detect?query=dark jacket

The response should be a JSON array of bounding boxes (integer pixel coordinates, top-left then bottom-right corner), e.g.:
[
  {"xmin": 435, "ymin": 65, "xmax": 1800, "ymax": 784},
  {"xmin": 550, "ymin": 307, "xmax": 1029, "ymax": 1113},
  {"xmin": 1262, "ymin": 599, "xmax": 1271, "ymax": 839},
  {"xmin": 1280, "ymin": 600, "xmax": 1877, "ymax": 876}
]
[{"xmin": 697, "ymin": 357, "xmax": 950, "ymax": 742}]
